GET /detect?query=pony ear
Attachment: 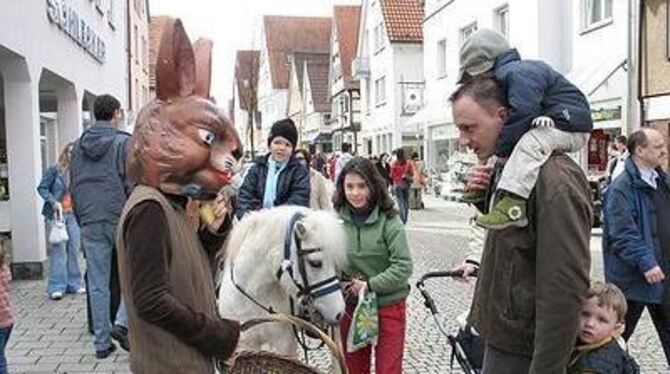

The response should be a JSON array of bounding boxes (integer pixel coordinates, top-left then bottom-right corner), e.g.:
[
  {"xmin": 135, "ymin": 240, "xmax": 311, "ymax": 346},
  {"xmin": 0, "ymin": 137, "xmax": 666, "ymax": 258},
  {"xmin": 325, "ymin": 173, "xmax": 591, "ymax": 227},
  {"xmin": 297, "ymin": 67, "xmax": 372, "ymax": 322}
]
[
  {"xmin": 156, "ymin": 18, "xmax": 196, "ymax": 100},
  {"xmin": 193, "ymin": 38, "xmax": 213, "ymax": 98},
  {"xmin": 295, "ymin": 221, "xmax": 308, "ymax": 240}
]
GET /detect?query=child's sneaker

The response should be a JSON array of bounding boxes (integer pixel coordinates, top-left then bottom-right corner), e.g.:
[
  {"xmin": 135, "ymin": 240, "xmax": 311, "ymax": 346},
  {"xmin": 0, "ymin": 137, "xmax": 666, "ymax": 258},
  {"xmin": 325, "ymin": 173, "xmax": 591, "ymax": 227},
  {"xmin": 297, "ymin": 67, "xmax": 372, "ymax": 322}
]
[
  {"xmin": 476, "ymin": 193, "xmax": 528, "ymax": 230},
  {"xmin": 459, "ymin": 189, "xmax": 487, "ymax": 204}
]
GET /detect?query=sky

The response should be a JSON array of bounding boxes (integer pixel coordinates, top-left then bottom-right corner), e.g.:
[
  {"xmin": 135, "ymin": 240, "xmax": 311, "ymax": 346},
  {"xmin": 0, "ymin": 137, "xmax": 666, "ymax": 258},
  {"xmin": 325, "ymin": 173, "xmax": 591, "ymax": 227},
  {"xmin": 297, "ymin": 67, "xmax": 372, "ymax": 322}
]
[{"xmin": 148, "ymin": 0, "xmax": 360, "ymax": 108}]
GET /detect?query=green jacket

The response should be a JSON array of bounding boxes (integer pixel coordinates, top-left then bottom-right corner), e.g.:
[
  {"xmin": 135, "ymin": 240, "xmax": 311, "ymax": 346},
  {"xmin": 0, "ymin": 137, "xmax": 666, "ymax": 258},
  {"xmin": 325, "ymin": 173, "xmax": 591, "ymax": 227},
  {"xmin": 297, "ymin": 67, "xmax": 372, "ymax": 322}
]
[{"xmin": 339, "ymin": 206, "xmax": 413, "ymax": 307}]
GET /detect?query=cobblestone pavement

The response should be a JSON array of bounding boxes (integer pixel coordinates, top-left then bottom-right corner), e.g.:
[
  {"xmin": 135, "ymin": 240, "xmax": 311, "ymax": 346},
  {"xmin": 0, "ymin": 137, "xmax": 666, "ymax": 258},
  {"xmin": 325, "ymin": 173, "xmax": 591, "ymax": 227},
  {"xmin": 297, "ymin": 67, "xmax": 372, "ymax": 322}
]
[{"xmin": 6, "ymin": 194, "xmax": 668, "ymax": 373}]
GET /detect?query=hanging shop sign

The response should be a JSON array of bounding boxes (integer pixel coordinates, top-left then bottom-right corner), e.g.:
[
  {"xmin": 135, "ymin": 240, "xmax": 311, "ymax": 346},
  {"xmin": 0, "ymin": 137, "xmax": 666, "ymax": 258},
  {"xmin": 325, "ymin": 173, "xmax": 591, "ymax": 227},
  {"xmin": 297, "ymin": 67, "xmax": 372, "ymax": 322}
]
[{"xmin": 46, "ymin": 0, "xmax": 107, "ymax": 64}]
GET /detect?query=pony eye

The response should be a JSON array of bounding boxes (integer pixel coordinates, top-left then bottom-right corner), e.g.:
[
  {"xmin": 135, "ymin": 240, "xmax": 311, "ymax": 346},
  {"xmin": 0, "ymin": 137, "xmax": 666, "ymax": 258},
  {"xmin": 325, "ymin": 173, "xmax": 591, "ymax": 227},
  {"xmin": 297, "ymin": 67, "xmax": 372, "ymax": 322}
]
[
  {"xmin": 308, "ymin": 260, "xmax": 323, "ymax": 269},
  {"xmin": 197, "ymin": 129, "xmax": 216, "ymax": 146}
]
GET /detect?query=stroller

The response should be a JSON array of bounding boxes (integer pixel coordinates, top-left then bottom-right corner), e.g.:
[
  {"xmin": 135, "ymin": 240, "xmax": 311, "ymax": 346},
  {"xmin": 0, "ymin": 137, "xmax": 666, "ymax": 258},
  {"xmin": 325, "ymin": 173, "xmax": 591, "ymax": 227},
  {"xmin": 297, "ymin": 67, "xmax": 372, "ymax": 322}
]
[{"xmin": 416, "ymin": 270, "xmax": 484, "ymax": 374}]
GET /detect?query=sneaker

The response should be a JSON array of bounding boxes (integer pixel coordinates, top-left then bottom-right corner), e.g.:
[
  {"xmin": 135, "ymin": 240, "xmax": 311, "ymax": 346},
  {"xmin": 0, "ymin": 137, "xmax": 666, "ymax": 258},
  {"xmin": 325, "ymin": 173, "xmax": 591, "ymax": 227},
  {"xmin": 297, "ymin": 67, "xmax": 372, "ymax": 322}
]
[
  {"xmin": 49, "ymin": 291, "xmax": 64, "ymax": 300},
  {"xmin": 75, "ymin": 287, "xmax": 86, "ymax": 294},
  {"xmin": 459, "ymin": 189, "xmax": 487, "ymax": 204},
  {"xmin": 475, "ymin": 193, "xmax": 528, "ymax": 230},
  {"xmin": 111, "ymin": 325, "xmax": 130, "ymax": 352},
  {"xmin": 95, "ymin": 343, "xmax": 117, "ymax": 359}
]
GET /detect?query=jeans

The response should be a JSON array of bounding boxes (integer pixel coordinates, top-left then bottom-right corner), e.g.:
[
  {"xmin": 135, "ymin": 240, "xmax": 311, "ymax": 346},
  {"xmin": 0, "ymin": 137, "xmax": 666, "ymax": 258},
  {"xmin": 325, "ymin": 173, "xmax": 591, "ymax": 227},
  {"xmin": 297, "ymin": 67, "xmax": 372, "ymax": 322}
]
[
  {"xmin": 623, "ymin": 299, "xmax": 670, "ymax": 365},
  {"xmin": 45, "ymin": 212, "xmax": 82, "ymax": 294},
  {"xmin": 0, "ymin": 325, "xmax": 12, "ymax": 374},
  {"xmin": 394, "ymin": 186, "xmax": 409, "ymax": 224},
  {"xmin": 80, "ymin": 222, "xmax": 128, "ymax": 351}
]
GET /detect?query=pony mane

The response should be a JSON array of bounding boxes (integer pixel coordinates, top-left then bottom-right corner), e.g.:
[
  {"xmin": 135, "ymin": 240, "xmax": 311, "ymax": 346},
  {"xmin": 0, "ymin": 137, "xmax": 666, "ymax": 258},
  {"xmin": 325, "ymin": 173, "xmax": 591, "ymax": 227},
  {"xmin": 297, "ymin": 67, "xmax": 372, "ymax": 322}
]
[{"xmin": 225, "ymin": 206, "xmax": 348, "ymax": 270}]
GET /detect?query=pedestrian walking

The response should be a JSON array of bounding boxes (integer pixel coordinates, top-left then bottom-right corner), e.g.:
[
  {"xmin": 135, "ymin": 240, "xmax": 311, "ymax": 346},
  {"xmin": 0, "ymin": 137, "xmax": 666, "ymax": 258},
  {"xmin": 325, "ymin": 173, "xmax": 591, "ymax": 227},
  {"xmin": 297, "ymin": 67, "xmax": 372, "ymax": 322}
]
[
  {"xmin": 0, "ymin": 236, "xmax": 13, "ymax": 374},
  {"xmin": 390, "ymin": 148, "xmax": 413, "ymax": 224},
  {"xmin": 295, "ymin": 149, "xmax": 333, "ymax": 210},
  {"xmin": 235, "ymin": 118, "xmax": 310, "ymax": 219},
  {"xmin": 37, "ymin": 142, "xmax": 84, "ymax": 300},
  {"xmin": 450, "ymin": 78, "xmax": 592, "ymax": 373},
  {"xmin": 603, "ymin": 128, "xmax": 670, "ymax": 366},
  {"xmin": 335, "ymin": 156, "xmax": 413, "ymax": 374},
  {"xmin": 408, "ymin": 152, "xmax": 426, "ymax": 210},
  {"xmin": 70, "ymin": 94, "xmax": 131, "ymax": 358},
  {"xmin": 334, "ymin": 142, "xmax": 354, "ymax": 183},
  {"xmin": 374, "ymin": 152, "xmax": 392, "ymax": 189}
]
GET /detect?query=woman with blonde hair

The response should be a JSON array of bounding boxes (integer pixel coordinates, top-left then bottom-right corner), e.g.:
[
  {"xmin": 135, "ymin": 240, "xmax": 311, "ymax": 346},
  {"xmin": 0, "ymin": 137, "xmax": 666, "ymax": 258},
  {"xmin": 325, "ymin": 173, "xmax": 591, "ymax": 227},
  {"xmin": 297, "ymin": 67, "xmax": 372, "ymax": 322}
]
[{"xmin": 37, "ymin": 142, "xmax": 84, "ymax": 300}]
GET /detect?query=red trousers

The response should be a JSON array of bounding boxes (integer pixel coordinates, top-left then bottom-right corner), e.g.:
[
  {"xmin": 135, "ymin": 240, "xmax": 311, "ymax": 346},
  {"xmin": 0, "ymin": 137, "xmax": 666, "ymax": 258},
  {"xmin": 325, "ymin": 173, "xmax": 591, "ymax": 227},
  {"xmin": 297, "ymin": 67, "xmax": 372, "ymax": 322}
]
[{"xmin": 339, "ymin": 299, "xmax": 407, "ymax": 374}]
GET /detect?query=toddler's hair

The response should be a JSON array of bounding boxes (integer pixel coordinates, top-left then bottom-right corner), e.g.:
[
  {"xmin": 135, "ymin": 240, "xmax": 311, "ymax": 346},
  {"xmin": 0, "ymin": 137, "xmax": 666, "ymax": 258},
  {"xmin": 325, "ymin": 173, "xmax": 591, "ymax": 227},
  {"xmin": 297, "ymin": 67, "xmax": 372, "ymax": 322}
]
[{"xmin": 587, "ymin": 281, "xmax": 627, "ymax": 323}]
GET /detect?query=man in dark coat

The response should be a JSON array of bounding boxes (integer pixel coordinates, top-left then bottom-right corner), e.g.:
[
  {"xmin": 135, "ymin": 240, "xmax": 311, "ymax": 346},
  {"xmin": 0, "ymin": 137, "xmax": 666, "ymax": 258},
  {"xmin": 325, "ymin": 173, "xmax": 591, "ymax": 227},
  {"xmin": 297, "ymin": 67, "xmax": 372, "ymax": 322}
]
[
  {"xmin": 450, "ymin": 77, "xmax": 592, "ymax": 373},
  {"xmin": 603, "ymin": 128, "xmax": 670, "ymax": 365}
]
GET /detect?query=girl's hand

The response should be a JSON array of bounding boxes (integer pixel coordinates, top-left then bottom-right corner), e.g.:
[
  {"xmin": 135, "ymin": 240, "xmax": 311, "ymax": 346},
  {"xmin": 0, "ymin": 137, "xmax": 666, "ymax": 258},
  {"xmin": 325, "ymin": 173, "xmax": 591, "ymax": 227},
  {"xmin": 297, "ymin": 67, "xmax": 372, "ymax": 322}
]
[
  {"xmin": 343, "ymin": 279, "xmax": 367, "ymax": 296},
  {"xmin": 203, "ymin": 194, "xmax": 232, "ymax": 233}
]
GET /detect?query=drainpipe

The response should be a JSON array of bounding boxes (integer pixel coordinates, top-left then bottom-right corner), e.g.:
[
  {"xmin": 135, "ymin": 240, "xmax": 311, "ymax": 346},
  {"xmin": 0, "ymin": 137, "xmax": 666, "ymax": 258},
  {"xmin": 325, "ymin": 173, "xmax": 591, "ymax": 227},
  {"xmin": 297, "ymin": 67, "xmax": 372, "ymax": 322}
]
[
  {"xmin": 626, "ymin": 0, "xmax": 641, "ymax": 133},
  {"xmin": 126, "ymin": 0, "xmax": 133, "ymax": 120}
]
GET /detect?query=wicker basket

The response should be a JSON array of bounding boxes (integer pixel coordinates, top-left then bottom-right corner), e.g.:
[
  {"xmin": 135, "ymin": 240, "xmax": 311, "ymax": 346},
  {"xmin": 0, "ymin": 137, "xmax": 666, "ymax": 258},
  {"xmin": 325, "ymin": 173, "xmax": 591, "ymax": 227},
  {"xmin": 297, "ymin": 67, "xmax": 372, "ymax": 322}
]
[{"xmin": 221, "ymin": 313, "xmax": 347, "ymax": 374}]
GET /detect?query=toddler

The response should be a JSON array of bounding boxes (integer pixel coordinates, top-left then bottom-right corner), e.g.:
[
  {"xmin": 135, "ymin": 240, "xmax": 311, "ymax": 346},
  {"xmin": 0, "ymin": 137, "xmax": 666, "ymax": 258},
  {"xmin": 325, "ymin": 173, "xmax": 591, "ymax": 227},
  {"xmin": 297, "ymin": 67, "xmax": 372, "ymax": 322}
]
[{"xmin": 459, "ymin": 29, "xmax": 593, "ymax": 230}]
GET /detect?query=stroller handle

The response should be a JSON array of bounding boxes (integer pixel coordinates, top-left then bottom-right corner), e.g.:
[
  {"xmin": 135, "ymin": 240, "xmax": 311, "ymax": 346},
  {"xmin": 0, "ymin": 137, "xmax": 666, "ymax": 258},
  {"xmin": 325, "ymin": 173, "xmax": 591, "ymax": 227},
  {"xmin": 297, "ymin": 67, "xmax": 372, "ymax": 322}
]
[
  {"xmin": 415, "ymin": 270, "xmax": 477, "ymax": 316},
  {"xmin": 417, "ymin": 270, "xmax": 463, "ymax": 284}
]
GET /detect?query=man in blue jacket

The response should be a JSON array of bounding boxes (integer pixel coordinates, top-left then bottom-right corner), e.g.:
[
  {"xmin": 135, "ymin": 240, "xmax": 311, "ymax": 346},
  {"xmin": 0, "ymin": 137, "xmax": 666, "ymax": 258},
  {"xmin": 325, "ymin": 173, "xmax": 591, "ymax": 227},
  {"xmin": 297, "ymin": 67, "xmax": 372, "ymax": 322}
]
[
  {"xmin": 70, "ymin": 94, "xmax": 131, "ymax": 359},
  {"xmin": 603, "ymin": 128, "xmax": 670, "ymax": 365}
]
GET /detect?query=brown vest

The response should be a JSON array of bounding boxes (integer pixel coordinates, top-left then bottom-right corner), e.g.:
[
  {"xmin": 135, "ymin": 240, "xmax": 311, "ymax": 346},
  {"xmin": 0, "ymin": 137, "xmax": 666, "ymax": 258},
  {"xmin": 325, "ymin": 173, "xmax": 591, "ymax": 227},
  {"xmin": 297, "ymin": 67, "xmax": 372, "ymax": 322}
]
[{"xmin": 117, "ymin": 185, "xmax": 217, "ymax": 374}]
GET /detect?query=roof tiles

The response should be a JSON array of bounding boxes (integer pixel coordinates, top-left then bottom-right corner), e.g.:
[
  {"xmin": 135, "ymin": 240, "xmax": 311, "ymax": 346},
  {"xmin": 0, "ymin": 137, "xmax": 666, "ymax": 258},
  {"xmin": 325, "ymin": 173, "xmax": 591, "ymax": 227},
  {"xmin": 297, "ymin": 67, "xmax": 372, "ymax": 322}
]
[
  {"xmin": 380, "ymin": 0, "xmax": 423, "ymax": 43},
  {"xmin": 263, "ymin": 16, "xmax": 332, "ymax": 89}
]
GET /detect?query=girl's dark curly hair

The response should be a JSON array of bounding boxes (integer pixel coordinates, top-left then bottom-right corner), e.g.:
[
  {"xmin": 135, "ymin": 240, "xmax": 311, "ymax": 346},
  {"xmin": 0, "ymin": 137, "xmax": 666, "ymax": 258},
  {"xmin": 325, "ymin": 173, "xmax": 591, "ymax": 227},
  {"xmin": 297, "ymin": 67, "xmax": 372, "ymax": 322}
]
[{"xmin": 333, "ymin": 156, "xmax": 397, "ymax": 217}]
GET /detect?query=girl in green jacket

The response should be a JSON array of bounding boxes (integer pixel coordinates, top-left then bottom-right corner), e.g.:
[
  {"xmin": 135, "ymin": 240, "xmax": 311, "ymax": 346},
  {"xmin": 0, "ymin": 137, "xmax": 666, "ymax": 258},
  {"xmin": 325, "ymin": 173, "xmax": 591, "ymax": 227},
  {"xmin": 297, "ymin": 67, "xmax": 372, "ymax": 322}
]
[{"xmin": 334, "ymin": 156, "xmax": 413, "ymax": 374}]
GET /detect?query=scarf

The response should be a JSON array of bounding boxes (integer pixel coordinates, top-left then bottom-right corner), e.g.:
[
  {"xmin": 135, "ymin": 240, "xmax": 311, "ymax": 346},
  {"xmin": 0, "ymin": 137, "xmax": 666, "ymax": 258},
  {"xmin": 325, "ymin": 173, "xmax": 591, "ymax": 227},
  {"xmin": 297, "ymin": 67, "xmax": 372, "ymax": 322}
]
[{"xmin": 263, "ymin": 156, "xmax": 287, "ymax": 209}]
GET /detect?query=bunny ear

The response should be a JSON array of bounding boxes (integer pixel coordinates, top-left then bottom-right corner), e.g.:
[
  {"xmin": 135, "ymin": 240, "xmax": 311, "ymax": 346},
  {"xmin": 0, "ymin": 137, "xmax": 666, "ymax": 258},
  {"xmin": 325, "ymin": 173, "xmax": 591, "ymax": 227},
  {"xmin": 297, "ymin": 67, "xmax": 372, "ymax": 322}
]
[
  {"xmin": 156, "ymin": 18, "xmax": 196, "ymax": 100},
  {"xmin": 193, "ymin": 38, "xmax": 213, "ymax": 98}
]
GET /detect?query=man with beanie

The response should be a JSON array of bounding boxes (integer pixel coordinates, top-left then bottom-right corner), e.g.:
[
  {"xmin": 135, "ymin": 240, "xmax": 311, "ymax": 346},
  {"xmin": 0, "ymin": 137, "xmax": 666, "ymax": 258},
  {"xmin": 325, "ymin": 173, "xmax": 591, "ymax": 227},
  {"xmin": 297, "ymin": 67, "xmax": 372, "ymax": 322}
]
[
  {"xmin": 236, "ymin": 118, "xmax": 310, "ymax": 218},
  {"xmin": 457, "ymin": 28, "xmax": 592, "ymax": 231}
]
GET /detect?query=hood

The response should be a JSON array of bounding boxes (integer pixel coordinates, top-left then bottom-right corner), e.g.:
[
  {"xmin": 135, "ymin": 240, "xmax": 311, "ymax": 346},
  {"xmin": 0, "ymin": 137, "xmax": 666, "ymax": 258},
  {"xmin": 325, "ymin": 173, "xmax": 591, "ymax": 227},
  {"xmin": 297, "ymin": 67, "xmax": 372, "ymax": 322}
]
[
  {"xmin": 494, "ymin": 48, "xmax": 521, "ymax": 69},
  {"xmin": 79, "ymin": 122, "xmax": 118, "ymax": 160}
]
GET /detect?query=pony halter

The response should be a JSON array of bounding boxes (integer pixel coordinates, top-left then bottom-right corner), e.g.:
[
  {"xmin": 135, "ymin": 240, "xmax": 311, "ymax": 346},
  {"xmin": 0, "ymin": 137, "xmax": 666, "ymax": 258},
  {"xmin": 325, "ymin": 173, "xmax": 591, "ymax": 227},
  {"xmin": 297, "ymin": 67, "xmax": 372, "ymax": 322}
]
[{"xmin": 276, "ymin": 212, "xmax": 341, "ymax": 301}]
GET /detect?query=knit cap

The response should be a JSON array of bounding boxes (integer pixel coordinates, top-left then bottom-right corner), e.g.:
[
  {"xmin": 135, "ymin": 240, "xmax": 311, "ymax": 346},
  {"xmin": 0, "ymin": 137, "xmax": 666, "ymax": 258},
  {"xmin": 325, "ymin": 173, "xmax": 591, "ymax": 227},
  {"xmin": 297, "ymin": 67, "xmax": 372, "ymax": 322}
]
[
  {"xmin": 458, "ymin": 29, "xmax": 511, "ymax": 84},
  {"xmin": 267, "ymin": 118, "xmax": 298, "ymax": 148}
]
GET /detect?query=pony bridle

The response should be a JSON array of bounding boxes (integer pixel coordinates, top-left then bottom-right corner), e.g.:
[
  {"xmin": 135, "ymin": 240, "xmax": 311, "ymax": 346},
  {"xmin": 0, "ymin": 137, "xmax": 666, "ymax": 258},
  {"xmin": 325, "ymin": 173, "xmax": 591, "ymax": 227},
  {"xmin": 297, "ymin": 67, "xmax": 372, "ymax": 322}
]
[
  {"xmin": 276, "ymin": 212, "xmax": 341, "ymax": 315},
  {"xmin": 229, "ymin": 211, "xmax": 341, "ymax": 318}
]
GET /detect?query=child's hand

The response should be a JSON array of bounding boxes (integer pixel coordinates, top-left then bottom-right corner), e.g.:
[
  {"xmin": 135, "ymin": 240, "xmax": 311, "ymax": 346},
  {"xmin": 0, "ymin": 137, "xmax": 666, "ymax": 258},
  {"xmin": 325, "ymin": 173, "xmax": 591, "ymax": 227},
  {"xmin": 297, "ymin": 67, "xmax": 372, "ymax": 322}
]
[{"xmin": 532, "ymin": 116, "xmax": 555, "ymax": 128}]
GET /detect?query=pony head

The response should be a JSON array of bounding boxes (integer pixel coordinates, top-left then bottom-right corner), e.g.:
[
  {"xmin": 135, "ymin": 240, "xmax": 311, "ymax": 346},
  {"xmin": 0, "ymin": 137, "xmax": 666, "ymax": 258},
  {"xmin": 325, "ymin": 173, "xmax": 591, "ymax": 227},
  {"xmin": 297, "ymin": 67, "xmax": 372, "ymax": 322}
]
[
  {"xmin": 224, "ymin": 206, "xmax": 347, "ymax": 326},
  {"xmin": 126, "ymin": 18, "xmax": 242, "ymax": 199}
]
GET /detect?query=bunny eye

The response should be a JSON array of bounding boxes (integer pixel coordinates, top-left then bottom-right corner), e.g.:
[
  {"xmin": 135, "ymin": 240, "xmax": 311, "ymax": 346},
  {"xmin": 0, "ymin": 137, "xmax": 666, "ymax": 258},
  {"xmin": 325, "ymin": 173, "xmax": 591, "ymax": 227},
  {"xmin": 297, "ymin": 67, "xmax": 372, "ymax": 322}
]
[{"xmin": 197, "ymin": 129, "xmax": 216, "ymax": 146}]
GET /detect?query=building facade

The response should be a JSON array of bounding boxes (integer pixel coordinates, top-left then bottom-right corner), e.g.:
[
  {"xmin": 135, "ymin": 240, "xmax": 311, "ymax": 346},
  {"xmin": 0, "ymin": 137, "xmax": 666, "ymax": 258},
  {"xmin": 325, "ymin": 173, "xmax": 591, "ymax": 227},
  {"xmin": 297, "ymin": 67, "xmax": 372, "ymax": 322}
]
[
  {"xmin": 641, "ymin": 0, "xmax": 670, "ymax": 170},
  {"xmin": 232, "ymin": 50, "xmax": 260, "ymax": 157},
  {"xmin": 0, "ymin": 0, "xmax": 128, "ymax": 278},
  {"xmin": 256, "ymin": 16, "xmax": 331, "ymax": 153},
  {"xmin": 329, "ymin": 6, "xmax": 362, "ymax": 153},
  {"xmin": 286, "ymin": 52, "xmax": 331, "ymax": 152},
  {"xmin": 127, "ymin": 0, "xmax": 150, "ymax": 130},
  {"xmin": 353, "ymin": 0, "xmax": 424, "ymax": 157}
]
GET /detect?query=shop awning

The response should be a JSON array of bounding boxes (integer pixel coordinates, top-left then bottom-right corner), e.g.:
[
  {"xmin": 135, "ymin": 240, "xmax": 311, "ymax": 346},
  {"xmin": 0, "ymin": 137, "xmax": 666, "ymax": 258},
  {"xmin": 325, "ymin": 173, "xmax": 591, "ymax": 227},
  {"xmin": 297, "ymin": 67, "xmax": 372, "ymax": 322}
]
[
  {"xmin": 403, "ymin": 100, "xmax": 452, "ymax": 131},
  {"xmin": 305, "ymin": 131, "xmax": 332, "ymax": 144},
  {"xmin": 567, "ymin": 53, "xmax": 626, "ymax": 98}
]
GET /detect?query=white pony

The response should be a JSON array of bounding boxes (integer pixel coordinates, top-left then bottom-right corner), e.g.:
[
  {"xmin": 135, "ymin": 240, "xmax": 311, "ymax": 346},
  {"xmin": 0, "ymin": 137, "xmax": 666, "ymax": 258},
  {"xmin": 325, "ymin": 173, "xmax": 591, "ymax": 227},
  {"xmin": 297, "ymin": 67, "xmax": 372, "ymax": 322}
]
[{"xmin": 218, "ymin": 205, "xmax": 348, "ymax": 355}]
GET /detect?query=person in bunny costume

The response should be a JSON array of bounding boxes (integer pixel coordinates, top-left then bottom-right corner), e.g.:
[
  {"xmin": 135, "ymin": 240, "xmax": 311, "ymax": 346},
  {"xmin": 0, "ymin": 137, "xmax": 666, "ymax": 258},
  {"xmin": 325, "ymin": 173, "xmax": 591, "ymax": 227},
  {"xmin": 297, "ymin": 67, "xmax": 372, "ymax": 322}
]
[{"xmin": 116, "ymin": 18, "xmax": 242, "ymax": 373}]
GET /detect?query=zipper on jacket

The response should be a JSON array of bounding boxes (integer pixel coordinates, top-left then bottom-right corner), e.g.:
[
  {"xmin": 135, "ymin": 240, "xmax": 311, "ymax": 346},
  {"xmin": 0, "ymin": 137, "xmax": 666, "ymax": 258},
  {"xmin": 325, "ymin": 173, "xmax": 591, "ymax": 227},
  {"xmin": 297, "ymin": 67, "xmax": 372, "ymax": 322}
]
[{"xmin": 356, "ymin": 226, "xmax": 361, "ymax": 251}]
